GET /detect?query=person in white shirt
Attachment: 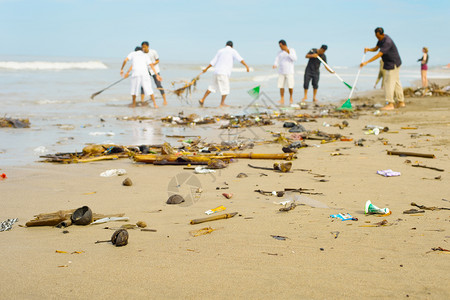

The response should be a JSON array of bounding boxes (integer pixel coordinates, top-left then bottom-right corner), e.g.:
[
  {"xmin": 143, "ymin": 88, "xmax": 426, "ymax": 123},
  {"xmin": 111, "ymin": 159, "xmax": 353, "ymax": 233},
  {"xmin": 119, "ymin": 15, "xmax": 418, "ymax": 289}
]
[
  {"xmin": 120, "ymin": 46, "xmax": 162, "ymax": 108},
  {"xmin": 199, "ymin": 41, "xmax": 250, "ymax": 107},
  {"xmin": 140, "ymin": 41, "xmax": 167, "ymax": 106},
  {"xmin": 273, "ymin": 39, "xmax": 297, "ymax": 105}
]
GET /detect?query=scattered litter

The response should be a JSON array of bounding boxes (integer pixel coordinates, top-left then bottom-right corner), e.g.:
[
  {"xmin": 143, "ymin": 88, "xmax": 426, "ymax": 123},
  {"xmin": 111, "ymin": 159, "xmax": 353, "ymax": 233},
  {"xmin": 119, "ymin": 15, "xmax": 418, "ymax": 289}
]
[
  {"xmin": 403, "ymin": 209, "xmax": 425, "ymax": 214},
  {"xmin": 190, "ymin": 212, "xmax": 237, "ymax": 225},
  {"xmin": 136, "ymin": 221, "xmax": 147, "ymax": 228},
  {"xmin": 167, "ymin": 194, "xmax": 185, "ymax": 204},
  {"xmin": 236, "ymin": 173, "xmax": 248, "ymax": 178},
  {"xmin": 377, "ymin": 169, "xmax": 401, "ymax": 177},
  {"xmin": 205, "ymin": 205, "xmax": 226, "ymax": 215},
  {"xmin": 100, "ymin": 169, "xmax": 127, "ymax": 177},
  {"xmin": 0, "ymin": 218, "xmax": 18, "ymax": 232},
  {"xmin": 95, "ymin": 229, "xmax": 128, "ymax": 247},
  {"xmin": 91, "ymin": 217, "xmax": 129, "ymax": 225},
  {"xmin": 429, "ymin": 247, "xmax": 450, "ymax": 253},
  {"xmin": 271, "ymin": 235, "xmax": 288, "ymax": 241},
  {"xmin": 222, "ymin": 193, "xmax": 233, "ymax": 199},
  {"xmin": 412, "ymin": 164, "xmax": 444, "ymax": 172},
  {"xmin": 0, "ymin": 173, "xmax": 6, "ymax": 180},
  {"xmin": 287, "ymin": 193, "xmax": 328, "ymax": 208},
  {"xmin": 387, "ymin": 150, "xmax": 435, "ymax": 159},
  {"xmin": 359, "ymin": 219, "xmax": 390, "ymax": 227},
  {"xmin": 330, "ymin": 213, "xmax": 358, "ymax": 221},
  {"xmin": 331, "ymin": 231, "xmax": 340, "ymax": 239},
  {"xmin": 279, "ymin": 203, "xmax": 297, "ymax": 212},
  {"xmin": 189, "ymin": 227, "xmax": 216, "ymax": 237},
  {"xmin": 365, "ymin": 200, "xmax": 391, "ymax": 215},
  {"xmin": 33, "ymin": 146, "xmax": 48, "ymax": 154},
  {"xmin": 0, "ymin": 117, "xmax": 30, "ymax": 128},
  {"xmin": 194, "ymin": 166, "xmax": 216, "ymax": 174},
  {"xmin": 411, "ymin": 202, "xmax": 450, "ymax": 211}
]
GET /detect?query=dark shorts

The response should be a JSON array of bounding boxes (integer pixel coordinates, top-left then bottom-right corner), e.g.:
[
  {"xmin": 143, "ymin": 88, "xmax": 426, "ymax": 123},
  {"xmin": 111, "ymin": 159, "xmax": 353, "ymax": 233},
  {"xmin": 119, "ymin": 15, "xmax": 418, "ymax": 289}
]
[
  {"xmin": 141, "ymin": 73, "xmax": 165, "ymax": 95},
  {"xmin": 303, "ymin": 71, "xmax": 320, "ymax": 90}
]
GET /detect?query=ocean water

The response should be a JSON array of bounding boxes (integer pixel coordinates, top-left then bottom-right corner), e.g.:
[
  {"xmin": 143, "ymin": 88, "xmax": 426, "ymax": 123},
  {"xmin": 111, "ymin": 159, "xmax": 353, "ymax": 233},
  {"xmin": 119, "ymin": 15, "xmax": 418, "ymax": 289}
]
[{"xmin": 1, "ymin": 55, "xmax": 449, "ymax": 166}]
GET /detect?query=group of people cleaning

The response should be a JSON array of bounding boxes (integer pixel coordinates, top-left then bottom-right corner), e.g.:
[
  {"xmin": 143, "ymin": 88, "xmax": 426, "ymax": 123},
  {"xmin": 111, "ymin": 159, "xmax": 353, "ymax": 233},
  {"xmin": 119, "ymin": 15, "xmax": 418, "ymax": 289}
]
[{"xmin": 120, "ymin": 27, "xmax": 429, "ymax": 111}]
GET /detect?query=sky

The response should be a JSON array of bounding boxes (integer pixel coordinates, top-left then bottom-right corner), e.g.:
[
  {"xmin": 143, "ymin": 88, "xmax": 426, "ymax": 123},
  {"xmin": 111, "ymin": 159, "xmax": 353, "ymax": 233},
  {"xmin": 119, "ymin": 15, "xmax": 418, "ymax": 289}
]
[{"xmin": 1, "ymin": 0, "xmax": 449, "ymax": 67}]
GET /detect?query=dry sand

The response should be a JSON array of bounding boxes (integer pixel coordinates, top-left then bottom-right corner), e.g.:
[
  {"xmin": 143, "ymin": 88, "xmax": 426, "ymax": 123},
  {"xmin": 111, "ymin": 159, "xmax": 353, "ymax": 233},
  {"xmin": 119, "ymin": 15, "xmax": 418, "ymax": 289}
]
[{"xmin": 1, "ymin": 91, "xmax": 449, "ymax": 299}]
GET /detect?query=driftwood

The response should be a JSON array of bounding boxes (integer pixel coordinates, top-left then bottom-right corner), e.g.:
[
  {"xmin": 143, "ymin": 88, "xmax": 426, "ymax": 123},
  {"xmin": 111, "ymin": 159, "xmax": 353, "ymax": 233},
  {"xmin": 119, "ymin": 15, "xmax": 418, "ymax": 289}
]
[
  {"xmin": 411, "ymin": 202, "xmax": 450, "ymax": 211},
  {"xmin": 26, "ymin": 209, "xmax": 125, "ymax": 227},
  {"xmin": 387, "ymin": 150, "xmax": 435, "ymax": 159},
  {"xmin": 411, "ymin": 164, "xmax": 444, "ymax": 172},
  {"xmin": 190, "ymin": 212, "xmax": 238, "ymax": 225}
]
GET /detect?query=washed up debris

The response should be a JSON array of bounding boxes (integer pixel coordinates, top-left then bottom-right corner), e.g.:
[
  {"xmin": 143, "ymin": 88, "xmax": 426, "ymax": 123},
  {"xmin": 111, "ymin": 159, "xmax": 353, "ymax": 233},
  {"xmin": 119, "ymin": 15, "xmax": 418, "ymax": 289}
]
[
  {"xmin": 100, "ymin": 169, "xmax": 126, "ymax": 177},
  {"xmin": 403, "ymin": 209, "xmax": 425, "ymax": 214},
  {"xmin": 91, "ymin": 217, "xmax": 130, "ymax": 225},
  {"xmin": 271, "ymin": 235, "xmax": 288, "ymax": 241},
  {"xmin": 365, "ymin": 200, "xmax": 391, "ymax": 215},
  {"xmin": 330, "ymin": 213, "xmax": 358, "ymax": 221},
  {"xmin": 190, "ymin": 227, "xmax": 216, "ymax": 237},
  {"xmin": 0, "ymin": 218, "xmax": 18, "ymax": 232},
  {"xmin": 190, "ymin": 212, "xmax": 238, "ymax": 225},
  {"xmin": 222, "ymin": 193, "xmax": 233, "ymax": 199},
  {"xmin": 248, "ymin": 162, "xmax": 292, "ymax": 173},
  {"xmin": 167, "ymin": 194, "xmax": 185, "ymax": 205},
  {"xmin": 411, "ymin": 164, "xmax": 444, "ymax": 172},
  {"xmin": 161, "ymin": 113, "xmax": 216, "ymax": 126},
  {"xmin": 195, "ymin": 166, "xmax": 216, "ymax": 174},
  {"xmin": 411, "ymin": 202, "xmax": 450, "ymax": 211},
  {"xmin": 220, "ymin": 114, "xmax": 273, "ymax": 129},
  {"xmin": 0, "ymin": 173, "xmax": 6, "ymax": 181},
  {"xmin": 122, "ymin": 177, "xmax": 133, "ymax": 186},
  {"xmin": 364, "ymin": 125, "xmax": 389, "ymax": 133},
  {"xmin": 95, "ymin": 229, "xmax": 129, "ymax": 247},
  {"xmin": 0, "ymin": 117, "xmax": 30, "ymax": 128},
  {"xmin": 205, "ymin": 206, "xmax": 226, "ymax": 215},
  {"xmin": 255, "ymin": 187, "xmax": 321, "ymax": 196},
  {"xmin": 404, "ymin": 83, "xmax": 450, "ymax": 97},
  {"xmin": 429, "ymin": 247, "xmax": 450, "ymax": 253},
  {"xmin": 387, "ymin": 150, "xmax": 435, "ymax": 159},
  {"xmin": 359, "ymin": 219, "xmax": 390, "ymax": 227},
  {"xmin": 26, "ymin": 208, "xmax": 125, "ymax": 227},
  {"xmin": 279, "ymin": 203, "xmax": 297, "ymax": 212},
  {"xmin": 331, "ymin": 231, "xmax": 340, "ymax": 239},
  {"xmin": 288, "ymin": 124, "xmax": 306, "ymax": 133},
  {"xmin": 236, "ymin": 173, "xmax": 248, "ymax": 178},
  {"xmin": 208, "ymin": 159, "xmax": 228, "ymax": 169},
  {"xmin": 377, "ymin": 169, "xmax": 401, "ymax": 177}
]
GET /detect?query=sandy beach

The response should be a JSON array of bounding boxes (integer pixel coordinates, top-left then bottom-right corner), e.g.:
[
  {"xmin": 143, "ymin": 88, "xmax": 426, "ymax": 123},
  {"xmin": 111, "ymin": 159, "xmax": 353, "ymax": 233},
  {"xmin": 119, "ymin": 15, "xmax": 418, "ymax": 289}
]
[{"xmin": 1, "ymin": 87, "xmax": 449, "ymax": 299}]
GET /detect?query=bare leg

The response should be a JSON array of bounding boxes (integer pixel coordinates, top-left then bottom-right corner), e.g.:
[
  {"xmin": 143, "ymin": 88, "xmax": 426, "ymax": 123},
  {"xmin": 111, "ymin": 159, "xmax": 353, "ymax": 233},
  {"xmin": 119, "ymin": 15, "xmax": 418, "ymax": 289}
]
[
  {"xmin": 220, "ymin": 95, "xmax": 229, "ymax": 107},
  {"xmin": 199, "ymin": 90, "xmax": 211, "ymax": 106},
  {"xmin": 140, "ymin": 93, "xmax": 145, "ymax": 103},
  {"xmin": 129, "ymin": 95, "xmax": 137, "ymax": 108},
  {"xmin": 288, "ymin": 88, "xmax": 293, "ymax": 104},
  {"xmin": 313, "ymin": 89, "xmax": 318, "ymax": 102},
  {"xmin": 150, "ymin": 94, "xmax": 158, "ymax": 108},
  {"xmin": 162, "ymin": 93, "xmax": 168, "ymax": 105},
  {"xmin": 301, "ymin": 89, "xmax": 308, "ymax": 102},
  {"xmin": 278, "ymin": 88, "xmax": 285, "ymax": 105}
]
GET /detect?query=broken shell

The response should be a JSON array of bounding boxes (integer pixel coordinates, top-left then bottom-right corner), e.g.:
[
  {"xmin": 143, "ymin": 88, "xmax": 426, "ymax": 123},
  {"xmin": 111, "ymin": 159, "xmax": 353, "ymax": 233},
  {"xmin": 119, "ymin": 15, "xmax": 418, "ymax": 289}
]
[
  {"xmin": 236, "ymin": 173, "xmax": 248, "ymax": 178},
  {"xmin": 166, "ymin": 194, "xmax": 185, "ymax": 204},
  {"xmin": 122, "ymin": 177, "xmax": 133, "ymax": 186},
  {"xmin": 111, "ymin": 229, "xmax": 128, "ymax": 247}
]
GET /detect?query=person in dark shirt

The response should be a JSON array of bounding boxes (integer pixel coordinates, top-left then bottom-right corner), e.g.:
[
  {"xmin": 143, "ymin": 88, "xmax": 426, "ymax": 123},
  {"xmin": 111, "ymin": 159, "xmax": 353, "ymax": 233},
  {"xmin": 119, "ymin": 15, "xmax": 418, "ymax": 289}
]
[
  {"xmin": 301, "ymin": 45, "xmax": 333, "ymax": 104},
  {"xmin": 360, "ymin": 27, "xmax": 405, "ymax": 110}
]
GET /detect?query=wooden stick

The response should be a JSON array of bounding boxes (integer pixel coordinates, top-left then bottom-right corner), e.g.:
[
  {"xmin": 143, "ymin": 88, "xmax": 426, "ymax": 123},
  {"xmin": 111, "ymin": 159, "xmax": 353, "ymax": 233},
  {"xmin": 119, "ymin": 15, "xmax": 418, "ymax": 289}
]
[
  {"xmin": 411, "ymin": 164, "xmax": 444, "ymax": 172},
  {"xmin": 190, "ymin": 212, "xmax": 238, "ymax": 225},
  {"xmin": 387, "ymin": 150, "xmax": 435, "ymax": 159}
]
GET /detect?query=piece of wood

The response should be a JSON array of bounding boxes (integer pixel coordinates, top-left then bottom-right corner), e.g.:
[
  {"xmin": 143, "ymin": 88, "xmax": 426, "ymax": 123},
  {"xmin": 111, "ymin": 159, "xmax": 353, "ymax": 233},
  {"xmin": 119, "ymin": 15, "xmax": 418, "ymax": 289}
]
[
  {"xmin": 222, "ymin": 152, "xmax": 295, "ymax": 160},
  {"xmin": 190, "ymin": 212, "xmax": 238, "ymax": 225},
  {"xmin": 411, "ymin": 164, "xmax": 444, "ymax": 172},
  {"xmin": 387, "ymin": 150, "xmax": 435, "ymax": 159},
  {"xmin": 26, "ymin": 210, "xmax": 125, "ymax": 227}
]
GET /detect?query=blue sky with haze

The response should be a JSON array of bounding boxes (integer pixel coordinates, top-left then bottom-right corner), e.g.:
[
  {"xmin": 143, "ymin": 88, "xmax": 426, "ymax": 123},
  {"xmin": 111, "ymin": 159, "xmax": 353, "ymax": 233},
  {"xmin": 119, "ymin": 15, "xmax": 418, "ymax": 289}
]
[{"xmin": 1, "ymin": 0, "xmax": 448, "ymax": 67}]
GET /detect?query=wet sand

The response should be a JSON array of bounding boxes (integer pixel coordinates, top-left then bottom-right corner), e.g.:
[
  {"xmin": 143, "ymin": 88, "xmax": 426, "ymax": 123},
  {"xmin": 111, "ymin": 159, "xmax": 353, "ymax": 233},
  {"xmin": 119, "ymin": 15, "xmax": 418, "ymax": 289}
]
[{"xmin": 1, "ymin": 91, "xmax": 449, "ymax": 299}]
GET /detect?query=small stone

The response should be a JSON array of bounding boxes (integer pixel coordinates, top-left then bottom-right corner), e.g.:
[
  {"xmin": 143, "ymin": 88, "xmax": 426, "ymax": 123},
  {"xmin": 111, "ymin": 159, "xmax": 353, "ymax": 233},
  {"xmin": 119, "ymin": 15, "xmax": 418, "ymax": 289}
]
[
  {"xmin": 122, "ymin": 177, "xmax": 133, "ymax": 186},
  {"xmin": 136, "ymin": 221, "xmax": 147, "ymax": 228},
  {"xmin": 167, "ymin": 194, "xmax": 185, "ymax": 204}
]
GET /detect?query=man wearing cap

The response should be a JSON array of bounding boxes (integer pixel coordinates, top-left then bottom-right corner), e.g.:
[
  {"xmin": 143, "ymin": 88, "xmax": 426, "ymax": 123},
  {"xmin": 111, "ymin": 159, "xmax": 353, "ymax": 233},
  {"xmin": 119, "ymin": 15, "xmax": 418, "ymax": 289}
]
[
  {"xmin": 199, "ymin": 41, "xmax": 250, "ymax": 107},
  {"xmin": 273, "ymin": 39, "xmax": 297, "ymax": 105},
  {"xmin": 360, "ymin": 27, "xmax": 404, "ymax": 110},
  {"xmin": 301, "ymin": 45, "xmax": 333, "ymax": 104}
]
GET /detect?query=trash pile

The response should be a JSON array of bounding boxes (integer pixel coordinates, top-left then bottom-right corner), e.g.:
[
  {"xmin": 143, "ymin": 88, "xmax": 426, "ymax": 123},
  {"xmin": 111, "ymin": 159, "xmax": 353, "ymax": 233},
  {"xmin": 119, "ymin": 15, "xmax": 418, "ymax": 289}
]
[
  {"xmin": 0, "ymin": 117, "xmax": 30, "ymax": 128},
  {"xmin": 403, "ymin": 83, "xmax": 450, "ymax": 97}
]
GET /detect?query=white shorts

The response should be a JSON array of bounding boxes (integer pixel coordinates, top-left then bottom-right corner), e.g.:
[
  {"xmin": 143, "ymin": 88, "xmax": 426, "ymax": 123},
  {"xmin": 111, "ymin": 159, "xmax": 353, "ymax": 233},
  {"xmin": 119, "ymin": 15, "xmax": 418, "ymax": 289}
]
[
  {"xmin": 277, "ymin": 74, "xmax": 295, "ymax": 89},
  {"xmin": 130, "ymin": 75, "xmax": 153, "ymax": 96},
  {"xmin": 208, "ymin": 74, "xmax": 230, "ymax": 95}
]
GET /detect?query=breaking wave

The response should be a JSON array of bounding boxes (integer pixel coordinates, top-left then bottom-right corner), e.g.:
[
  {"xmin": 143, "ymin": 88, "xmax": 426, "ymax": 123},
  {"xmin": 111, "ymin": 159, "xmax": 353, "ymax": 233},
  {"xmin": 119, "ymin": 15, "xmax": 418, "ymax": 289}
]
[{"xmin": 0, "ymin": 61, "xmax": 108, "ymax": 70}]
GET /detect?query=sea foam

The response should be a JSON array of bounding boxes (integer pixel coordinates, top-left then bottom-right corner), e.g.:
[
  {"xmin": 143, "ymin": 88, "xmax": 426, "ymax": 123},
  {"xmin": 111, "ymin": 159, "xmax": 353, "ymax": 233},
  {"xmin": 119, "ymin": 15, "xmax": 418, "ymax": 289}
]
[{"xmin": 0, "ymin": 61, "xmax": 108, "ymax": 70}]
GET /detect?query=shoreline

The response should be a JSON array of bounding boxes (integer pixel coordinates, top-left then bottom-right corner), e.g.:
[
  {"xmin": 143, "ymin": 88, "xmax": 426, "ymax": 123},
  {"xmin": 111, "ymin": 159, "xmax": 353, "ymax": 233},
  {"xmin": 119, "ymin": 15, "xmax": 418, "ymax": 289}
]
[{"xmin": 1, "ymin": 92, "xmax": 449, "ymax": 298}]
